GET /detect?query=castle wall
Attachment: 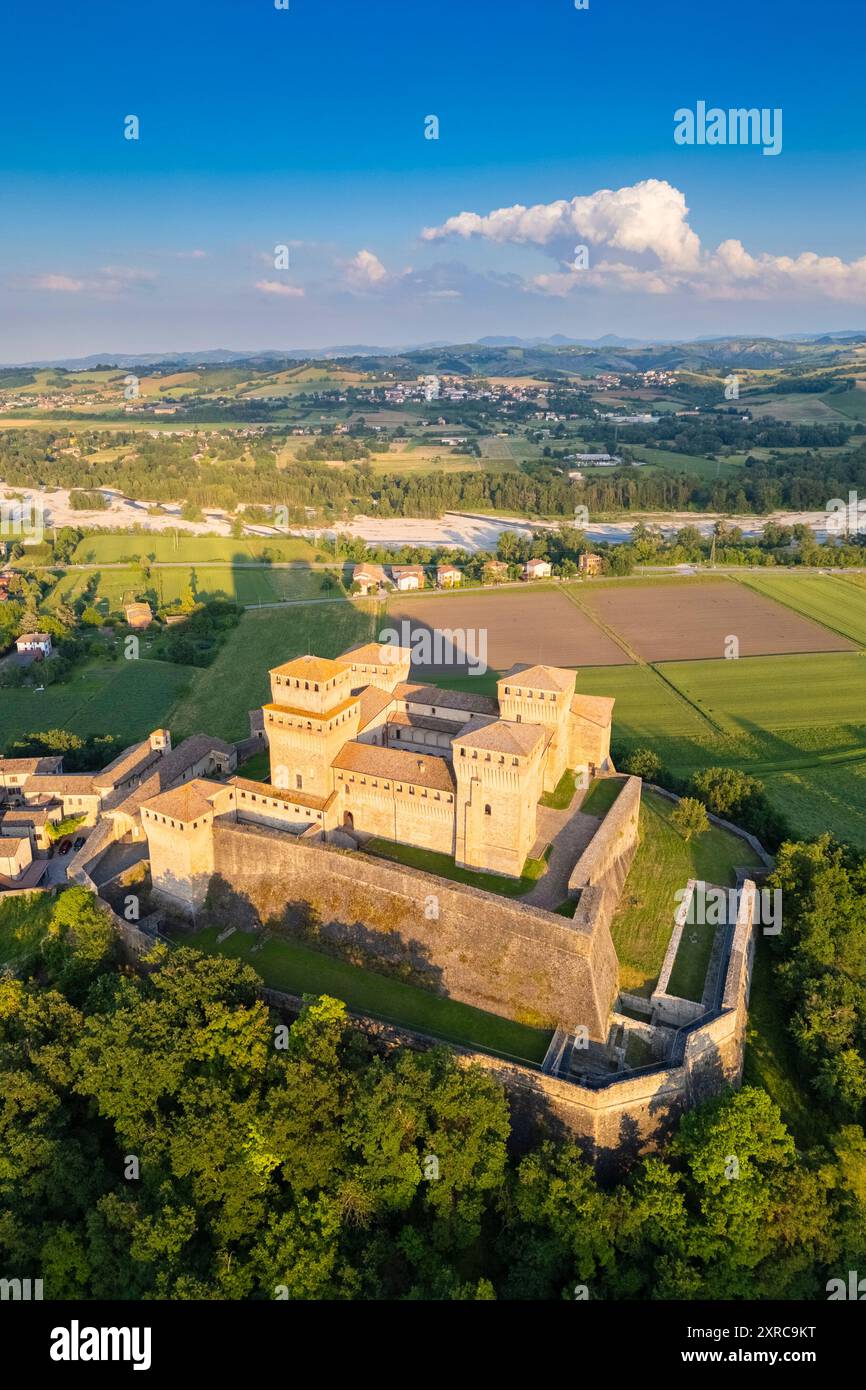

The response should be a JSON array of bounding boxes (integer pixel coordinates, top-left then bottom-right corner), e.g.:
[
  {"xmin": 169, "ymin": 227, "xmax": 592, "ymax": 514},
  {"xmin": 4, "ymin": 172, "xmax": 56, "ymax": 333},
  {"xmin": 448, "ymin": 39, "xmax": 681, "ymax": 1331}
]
[
  {"xmin": 209, "ymin": 820, "xmax": 619, "ymax": 1036},
  {"xmin": 568, "ymin": 715, "xmax": 612, "ymax": 773},
  {"xmin": 334, "ymin": 774, "xmax": 455, "ymax": 854},
  {"xmin": 568, "ymin": 775, "xmax": 641, "ymax": 906}
]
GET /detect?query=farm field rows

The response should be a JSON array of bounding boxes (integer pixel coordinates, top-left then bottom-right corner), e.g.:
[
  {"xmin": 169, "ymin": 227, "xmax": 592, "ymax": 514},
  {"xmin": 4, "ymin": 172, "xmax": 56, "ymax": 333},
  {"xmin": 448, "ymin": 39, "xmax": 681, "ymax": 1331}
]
[
  {"xmin": 579, "ymin": 578, "xmax": 855, "ymax": 661},
  {"xmin": 387, "ymin": 587, "xmax": 628, "ymax": 674},
  {"xmin": 735, "ymin": 571, "xmax": 866, "ymax": 647}
]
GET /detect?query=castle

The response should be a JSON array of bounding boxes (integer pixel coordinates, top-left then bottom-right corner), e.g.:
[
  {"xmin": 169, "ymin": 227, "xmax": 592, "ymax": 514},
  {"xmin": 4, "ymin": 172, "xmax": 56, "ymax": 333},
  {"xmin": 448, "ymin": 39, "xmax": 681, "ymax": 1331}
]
[{"xmin": 138, "ymin": 641, "xmax": 614, "ymax": 909}]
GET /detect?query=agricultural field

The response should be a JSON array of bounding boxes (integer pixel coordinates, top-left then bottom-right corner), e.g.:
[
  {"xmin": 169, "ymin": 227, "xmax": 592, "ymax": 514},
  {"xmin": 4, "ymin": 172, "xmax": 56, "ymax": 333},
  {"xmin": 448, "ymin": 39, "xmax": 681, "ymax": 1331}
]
[
  {"xmin": 166, "ymin": 597, "xmax": 377, "ymax": 741},
  {"xmin": 478, "ymin": 434, "xmax": 540, "ymax": 461},
  {"xmin": 0, "ymin": 657, "xmax": 196, "ymax": 752},
  {"xmin": 386, "ymin": 587, "xmax": 628, "ymax": 675},
  {"xmin": 632, "ymin": 446, "xmax": 745, "ymax": 480},
  {"xmin": 739, "ymin": 392, "xmax": 850, "ymax": 423},
  {"xmin": 735, "ymin": 572, "xmax": 866, "ymax": 647},
  {"xmin": 45, "ymin": 563, "xmax": 342, "ymax": 612},
  {"xmin": 69, "ymin": 533, "xmax": 327, "ymax": 565},
  {"xmin": 580, "ymin": 577, "xmax": 854, "ymax": 661}
]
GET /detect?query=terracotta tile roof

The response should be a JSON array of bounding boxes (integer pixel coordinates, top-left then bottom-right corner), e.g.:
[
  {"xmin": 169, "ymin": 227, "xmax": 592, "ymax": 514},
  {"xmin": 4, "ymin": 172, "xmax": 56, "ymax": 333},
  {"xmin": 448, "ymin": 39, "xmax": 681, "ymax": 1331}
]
[
  {"xmin": 332, "ymin": 741, "xmax": 455, "ymax": 792},
  {"xmin": 343, "ymin": 640, "xmax": 410, "ymax": 667},
  {"xmin": 352, "ymin": 563, "xmax": 387, "ymax": 583},
  {"xmin": 570, "ymin": 693, "xmax": 615, "ymax": 726},
  {"xmin": 25, "ymin": 775, "xmax": 97, "ymax": 796},
  {"xmin": 1, "ymin": 804, "xmax": 58, "ymax": 827},
  {"xmin": 0, "ymin": 756, "xmax": 63, "ymax": 776},
  {"xmin": 269, "ymin": 653, "xmax": 349, "ymax": 682},
  {"xmin": 387, "ymin": 710, "xmax": 459, "ymax": 734},
  {"xmin": 501, "ymin": 663, "xmax": 577, "ymax": 694},
  {"xmin": 394, "ymin": 681, "xmax": 499, "ymax": 716},
  {"xmin": 91, "ymin": 739, "xmax": 161, "ymax": 791},
  {"xmin": 356, "ymin": 685, "xmax": 394, "ymax": 729},
  {"xmin": 453, "ymin": 718, "xmax": 545, "ymax": 758},
  {"xmin": 229, "ymin": 776, "xmax": 328, "ymax": 812},
  {"xmin": 141, "ymin": 778, "xmax": 224, "ymax": 823},
  {"xmin": 264, "ymin": 694, "xmax": 360, "ymax": 721}
]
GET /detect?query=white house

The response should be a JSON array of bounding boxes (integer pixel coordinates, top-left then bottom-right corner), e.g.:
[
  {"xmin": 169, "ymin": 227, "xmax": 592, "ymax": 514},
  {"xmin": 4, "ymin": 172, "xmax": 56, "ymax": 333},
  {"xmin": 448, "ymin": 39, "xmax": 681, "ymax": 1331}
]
[
  {"xmin": 16, "ymin": 632, "xmax": 52, "ymax": 658},
  {"xmin": 523, "ymin": 559, "xmax": 552, "ymax": 580}
]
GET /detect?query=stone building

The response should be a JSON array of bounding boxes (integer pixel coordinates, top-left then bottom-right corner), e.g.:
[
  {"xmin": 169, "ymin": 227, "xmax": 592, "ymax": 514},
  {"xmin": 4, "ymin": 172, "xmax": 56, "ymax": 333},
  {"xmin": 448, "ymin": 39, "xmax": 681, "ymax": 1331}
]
[{"xmin": 138, "ymin": 640, "xmax": 614, "ymax": 909}]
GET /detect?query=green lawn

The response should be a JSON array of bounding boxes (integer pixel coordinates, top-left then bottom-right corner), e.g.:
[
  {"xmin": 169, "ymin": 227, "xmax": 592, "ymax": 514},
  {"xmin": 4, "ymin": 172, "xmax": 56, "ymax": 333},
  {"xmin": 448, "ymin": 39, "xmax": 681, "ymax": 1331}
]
[
  {"xmin": 0, "ymin": 891, "xmax": 54, "ymax": 971},
  {"xmin": 235, "ymin": 748, "xmax": 271, "ymax": 781},
  {"xmin": 70, "ymin": 533, "xmax": 326, "ymax": 565},
  {"xmin": 1, "ymin": 657, "xmax": 196, "ymax": 752},
  {"xmin": 735, "ymin": 572, "xmax": 866, "ymax": 647},
  {"xmin": 540, "ymin": 769, "xmax": 576, "ymax": 809},
  {"xmin": 165, "ymin": 598, "xmax": 377, "ymax": 742},
  {"xmin": 191, "ymin": 923, "xmax": 552, "ymax": 1065},
  {"xmin": 46, "ymin": 562, "xmax": 342, "ymax": 613},
  {"xmin": 581, "ymin": 775, "xmax": 625, "ymax": 817},
  {"xmin": 611, "ymin": 790, "xmax": 762, "ymax": 997},
  {"xmin": 364, "ymin": 837, "xmax": 549, "ymax": 897}
]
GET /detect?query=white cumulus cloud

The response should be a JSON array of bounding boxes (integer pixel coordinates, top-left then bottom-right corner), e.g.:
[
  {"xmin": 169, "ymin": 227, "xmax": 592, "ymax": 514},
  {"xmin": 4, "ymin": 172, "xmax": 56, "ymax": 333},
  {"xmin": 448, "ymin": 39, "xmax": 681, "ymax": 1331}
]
[{"xmin": 255, "ymin": 280, "xmax": 305, "ymax": 297}]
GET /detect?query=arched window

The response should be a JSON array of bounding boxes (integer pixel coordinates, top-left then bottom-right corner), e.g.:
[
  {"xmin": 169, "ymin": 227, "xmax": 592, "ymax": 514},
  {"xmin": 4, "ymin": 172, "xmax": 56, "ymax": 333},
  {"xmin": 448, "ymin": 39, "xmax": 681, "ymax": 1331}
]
[{"xmin": 484, "ymin": 804, "xmax": 492, "ymax": 816}]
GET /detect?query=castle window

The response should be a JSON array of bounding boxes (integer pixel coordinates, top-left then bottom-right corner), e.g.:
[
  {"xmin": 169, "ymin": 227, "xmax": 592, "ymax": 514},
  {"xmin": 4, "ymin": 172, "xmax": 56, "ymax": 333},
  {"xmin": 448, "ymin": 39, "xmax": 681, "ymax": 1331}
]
[
  {"xmin": 512, "ymin": 757, "xmax": 518, "ymax": 766},
  {"xmin": 296, "ymin": 775, "xmax": 302, "ymax": 790},
  {"xmin": 504, "ymin": 686, "xmax": 510, "ymax": 694},
  {"xmin": 314, "ymin": 683, "xmax": 319, "ymax": 692},
  {"xmin": 484, "ymin": 804, "xmax": 491, "ymax": 816},
  {"xmin": 460, "ymin": 748, "xmax": 465, "ymax": 757},
  {"xmin": 409, "ymin": 786, "xmax": 415, "ymax": 795}
]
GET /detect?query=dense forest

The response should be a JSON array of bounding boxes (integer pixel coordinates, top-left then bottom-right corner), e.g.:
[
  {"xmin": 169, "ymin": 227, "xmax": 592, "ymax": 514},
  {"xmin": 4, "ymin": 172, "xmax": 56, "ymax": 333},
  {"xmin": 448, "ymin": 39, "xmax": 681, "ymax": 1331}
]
[
  {"xmin": 3, "ymin": 424, "xmax": 866, "ymax": 522},
  {"xmin": 1, "ymin": 828, "xmax": 865, "ymax": 1300}
]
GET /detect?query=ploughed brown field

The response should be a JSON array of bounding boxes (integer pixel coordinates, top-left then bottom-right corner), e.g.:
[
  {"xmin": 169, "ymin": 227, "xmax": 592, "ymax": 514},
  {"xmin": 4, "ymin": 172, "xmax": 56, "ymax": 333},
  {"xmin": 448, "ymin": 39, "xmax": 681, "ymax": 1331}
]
[
  {"xmin": 385, "ymin": 588, "xmax": 629, "ymax": 675},
  {"xmin": 582, "ymin": 581, "xmax": 856, "ymax": 662}
]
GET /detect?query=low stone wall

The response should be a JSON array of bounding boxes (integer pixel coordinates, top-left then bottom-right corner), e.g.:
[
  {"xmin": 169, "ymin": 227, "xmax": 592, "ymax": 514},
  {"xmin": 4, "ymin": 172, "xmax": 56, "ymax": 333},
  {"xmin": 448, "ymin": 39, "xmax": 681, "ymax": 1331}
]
[
  {"xmin": 646, "ymin": 784, "xmax": 774, "ymax": 867},
  {"xmin": 568, "ymin": 775, "xmax": 642, "ymax": 902},
  {"xmin": 209, "ymin": 819, "xmax": 620, "ymax": 1037}
]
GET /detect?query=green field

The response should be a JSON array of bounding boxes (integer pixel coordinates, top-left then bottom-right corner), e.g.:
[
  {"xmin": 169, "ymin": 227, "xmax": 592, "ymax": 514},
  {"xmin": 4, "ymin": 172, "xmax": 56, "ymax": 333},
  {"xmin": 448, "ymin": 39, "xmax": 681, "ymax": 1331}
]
[
  {"xmin": 46, "ymin": 563, "xmax": 341, "ymax": 612},
  {"xmin": 192, "ymin": 923, "xmax": 552, "ymax": 1065},
  {"xmin": 735, "ymin": 572, "xmax": 866, "ymax": 647},
  {"xmin": 165, "ymin": 598, "xmax": 377, "ymax": 741},
  {"xmin": 611, "ymin": 790, "xmax": 762, "ymax": 997},
  {"xmin": 633, "ymin": 446, "xmax": 745, "ymax": 479},
  {"xmin": 740, "ymin": 392, "xmax": 850, "ymax": 423},
  {"xmin": 69, "ymin": 534, "xmax": 326, "ymax": 565},
  {"xmin": 0, "ymin": 658, "xmax": 196, "ymax": 752}
]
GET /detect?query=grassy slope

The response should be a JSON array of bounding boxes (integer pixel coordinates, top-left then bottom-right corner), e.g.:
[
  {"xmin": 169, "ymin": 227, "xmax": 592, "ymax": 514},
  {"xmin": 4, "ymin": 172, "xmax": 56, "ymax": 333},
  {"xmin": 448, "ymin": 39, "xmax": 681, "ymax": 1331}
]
[
  {"xmin": 192, "ymin": 924, "xmax": 552, "ymax": 1065},
  {"xmin": 1, "ymin": 658, "xmax": 196, "ymax": 752},
  {"xmin": 166, "ymin": 599, "xmax": 377, "ymax": 742},
  {"xmin": 611, "ymin": 790, "xmax": 762, "ymax": 997}
]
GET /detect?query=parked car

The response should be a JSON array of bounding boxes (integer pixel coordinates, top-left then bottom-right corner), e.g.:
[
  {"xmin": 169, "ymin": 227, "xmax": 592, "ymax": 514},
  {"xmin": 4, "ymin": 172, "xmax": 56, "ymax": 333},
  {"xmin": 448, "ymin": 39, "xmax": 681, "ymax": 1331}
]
[
  {"xmin": 57, "ymin": 839, "xmax": 72, "ymax": 855},
  {"xmin": 72, "ymin": 837, "xmax": 86, "ymax": 851}
]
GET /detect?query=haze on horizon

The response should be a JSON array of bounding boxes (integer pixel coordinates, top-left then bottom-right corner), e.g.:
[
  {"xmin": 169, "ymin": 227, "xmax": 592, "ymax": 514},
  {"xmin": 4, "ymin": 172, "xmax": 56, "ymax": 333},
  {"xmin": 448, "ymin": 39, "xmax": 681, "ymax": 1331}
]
[{"xmin": 2, "ymin": 0, "xmax": 865, "ymax": 360}]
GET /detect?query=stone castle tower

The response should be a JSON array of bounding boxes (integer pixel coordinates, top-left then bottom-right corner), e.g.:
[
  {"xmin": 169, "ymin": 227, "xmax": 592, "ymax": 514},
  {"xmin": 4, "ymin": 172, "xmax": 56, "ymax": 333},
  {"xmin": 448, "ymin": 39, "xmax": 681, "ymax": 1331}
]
[{"xmin": 265, "ymin": 654, "xmax": 361, "ymax": 798}]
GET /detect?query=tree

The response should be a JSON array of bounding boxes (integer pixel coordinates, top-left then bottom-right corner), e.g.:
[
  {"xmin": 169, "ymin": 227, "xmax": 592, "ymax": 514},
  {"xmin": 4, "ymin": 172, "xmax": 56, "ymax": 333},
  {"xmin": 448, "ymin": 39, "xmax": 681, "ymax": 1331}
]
[
  {"xmin": 623, "ymin": 748, "xmax": 662, "ymax": 781},
  {"xmin": 671, "ymin": 797, "xmax": 709, "ymax": 842}
]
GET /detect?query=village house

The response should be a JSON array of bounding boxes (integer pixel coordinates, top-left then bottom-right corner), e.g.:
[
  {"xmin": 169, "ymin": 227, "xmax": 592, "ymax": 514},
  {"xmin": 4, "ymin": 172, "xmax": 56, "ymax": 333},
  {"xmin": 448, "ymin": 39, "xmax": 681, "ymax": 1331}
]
[
  {"xmin": 16, "ymin": 632, "xmax": 52, "ymax": 658},
  {"xmin": 483, "ymin": 560, "xmax": 509, "ymax": 584},
  {"xmin": 579, "ymin": 552, "xmax": 604, "ymax": 576},
  {"xmin": 390, "ymin": 564, "xmax": 425, "ymax": 592},
  {"xmin": 523, "ymin": 558, "xmax": 552, "ymax": 580},
  {"xmin": 436, "ymin": 564, "xmax": 462, "ymax": 588},
  {"xmin": 124, "ymin": 601, "xmax": 153, "ymax": 630},
  {"xmin": 351, "ymin": 562, "xmax": 388, "ymax": 595}
]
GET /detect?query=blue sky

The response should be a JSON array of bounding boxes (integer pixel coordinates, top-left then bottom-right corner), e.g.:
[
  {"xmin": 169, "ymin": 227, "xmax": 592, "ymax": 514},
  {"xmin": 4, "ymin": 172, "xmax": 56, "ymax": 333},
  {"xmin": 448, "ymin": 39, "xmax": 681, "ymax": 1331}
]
[{"xmin": 2, "ymin": 0, "xmax": 865, "ymax": 358}]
